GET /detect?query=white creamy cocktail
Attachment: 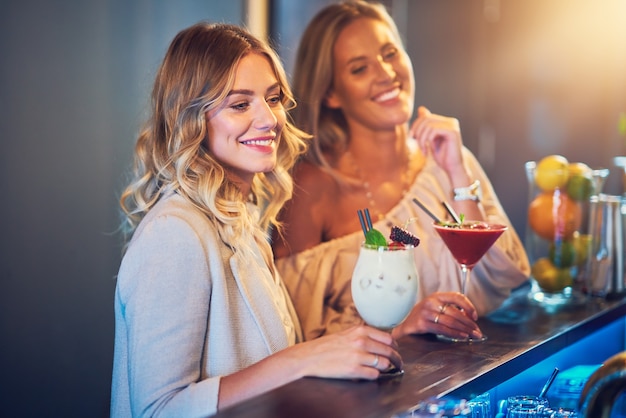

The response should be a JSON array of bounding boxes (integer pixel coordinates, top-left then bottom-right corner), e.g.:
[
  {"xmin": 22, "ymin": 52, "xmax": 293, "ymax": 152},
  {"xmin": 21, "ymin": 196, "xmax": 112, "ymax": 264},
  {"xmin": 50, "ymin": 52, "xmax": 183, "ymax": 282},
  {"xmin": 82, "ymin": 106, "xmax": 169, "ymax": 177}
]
[{"xmin": 351, "ymin": 244, "xmax": 419, "ymax": 331}]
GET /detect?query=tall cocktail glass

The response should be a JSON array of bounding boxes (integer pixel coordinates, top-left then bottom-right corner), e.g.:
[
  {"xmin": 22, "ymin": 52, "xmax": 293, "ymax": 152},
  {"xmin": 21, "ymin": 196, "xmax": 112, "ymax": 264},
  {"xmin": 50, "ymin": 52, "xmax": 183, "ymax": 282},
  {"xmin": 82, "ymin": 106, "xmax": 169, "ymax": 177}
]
[
  {"xmin": 351, "ymin": 243, "xmax": 419, "ymax": 375},
  {"xmin": 433, "ymin": 221, "xmax": 507, "ymax": 342}
]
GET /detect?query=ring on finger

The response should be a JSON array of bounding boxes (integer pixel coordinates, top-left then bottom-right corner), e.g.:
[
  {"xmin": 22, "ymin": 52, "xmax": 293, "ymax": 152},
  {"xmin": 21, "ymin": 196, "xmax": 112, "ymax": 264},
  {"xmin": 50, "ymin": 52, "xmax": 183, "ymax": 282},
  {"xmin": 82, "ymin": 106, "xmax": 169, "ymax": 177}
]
[
  {"xmin": 372, "ymin": 354, "xmax": 379, "ymax": 368},
  {"xmin": 440, "ymin": 303, "xmax": 448, "ymax": 314},
  {"xmin": 434, "ymin": 313, "xmax": 441, "ymax": 324}
]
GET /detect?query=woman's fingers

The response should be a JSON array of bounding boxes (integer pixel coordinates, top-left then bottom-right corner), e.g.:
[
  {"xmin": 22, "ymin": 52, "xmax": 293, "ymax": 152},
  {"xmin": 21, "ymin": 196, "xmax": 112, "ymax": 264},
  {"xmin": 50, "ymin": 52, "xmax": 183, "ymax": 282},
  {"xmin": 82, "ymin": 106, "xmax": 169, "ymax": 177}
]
[
  {"xmin": 395, "ymin": 292, "xmax": 482, "ymax": 339},
  {"xmin": 431, "ymin": 304, "xmax": 483, "ymax": 339},
  {"xmin": 352, "ymin": 326, "xmax": 403, "ymax": 371},
  {"xmin": 314, "ymin": 325, "xmax": 402, "ymax": 379},
  {"xmin": 410, "ymin": 106, "xmax": 463, "ymax": 168},
  {"xmin": 426, "ymin": 293, "xmax": 483, "ymax": 339},
  {"xmin": 436, "ymin": 292, "xmax": 478, "ymax": 320}
]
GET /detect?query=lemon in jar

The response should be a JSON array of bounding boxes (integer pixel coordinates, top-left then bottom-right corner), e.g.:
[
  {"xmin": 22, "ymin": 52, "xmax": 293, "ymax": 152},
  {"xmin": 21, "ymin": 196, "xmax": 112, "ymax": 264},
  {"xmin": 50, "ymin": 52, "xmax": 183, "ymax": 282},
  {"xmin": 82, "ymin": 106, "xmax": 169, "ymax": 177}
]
[
  {"xmin": 534, "ymin": 155, "xmax": 570, "ymax": 192},
  {"xmin": 531, "ymin": 257, "xmax": 573, "ymax": 293},
  {"xmin": 572, "ymin": 232, "xmax": 592, "ymax": 265}
]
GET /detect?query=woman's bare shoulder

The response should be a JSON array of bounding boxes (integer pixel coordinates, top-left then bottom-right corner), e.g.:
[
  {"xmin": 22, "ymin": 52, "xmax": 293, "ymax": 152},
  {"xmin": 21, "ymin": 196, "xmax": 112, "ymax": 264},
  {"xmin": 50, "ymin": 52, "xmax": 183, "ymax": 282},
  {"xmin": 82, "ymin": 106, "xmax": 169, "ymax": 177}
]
[
  {"xmin": 273, "ymin": 161, "xmax": 340, "ymax": 257},
  {"xmin": 292, "ymin": 160, "xmax": 340, "ymax": 199}
]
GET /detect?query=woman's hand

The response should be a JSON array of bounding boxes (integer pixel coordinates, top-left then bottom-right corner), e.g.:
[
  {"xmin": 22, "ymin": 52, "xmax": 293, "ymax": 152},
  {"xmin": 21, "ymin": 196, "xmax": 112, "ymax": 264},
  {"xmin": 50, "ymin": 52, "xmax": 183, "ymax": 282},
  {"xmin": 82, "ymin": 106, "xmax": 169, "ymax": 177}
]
[
  {"xmin": 391, "ymin": 292, "xmax": 483, "ymax": 341},
  {"xmin": 294, "ymin": 325, "xmax": 403, "ymax": 380},
  {"xmin": 219, "ymin": 325, "xmax": 401, "ymax": 409},
  {"xmin": 409, "ymin": 106, "xmax": 467, "ymax": 180}
]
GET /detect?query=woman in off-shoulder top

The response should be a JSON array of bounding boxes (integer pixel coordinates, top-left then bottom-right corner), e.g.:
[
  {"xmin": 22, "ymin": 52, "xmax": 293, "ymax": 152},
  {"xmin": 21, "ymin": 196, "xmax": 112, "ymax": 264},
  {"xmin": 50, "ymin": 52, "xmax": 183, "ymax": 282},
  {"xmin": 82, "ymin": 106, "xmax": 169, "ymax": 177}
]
[{"xmin": 272, "ymin": 1, "xmax": 529, "ymax": 342}]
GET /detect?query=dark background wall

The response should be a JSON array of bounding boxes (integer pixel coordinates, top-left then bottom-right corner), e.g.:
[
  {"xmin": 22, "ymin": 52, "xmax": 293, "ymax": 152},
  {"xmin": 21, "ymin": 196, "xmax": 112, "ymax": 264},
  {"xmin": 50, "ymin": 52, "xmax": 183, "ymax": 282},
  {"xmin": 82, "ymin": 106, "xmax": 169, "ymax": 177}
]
[
  {"xmin": 399, "ymin": 0, "xmax": 626, "ymax": 236},
  {"xmin": 0, "ymin": 2, "xmax": 244, "ymax": 417},
  {"xmin": 272, "ymin": 0, "xmax": 626, "ymax": 236},
  {"xmin": 1, "ymin": 1, "xmax": 624, "ymax": 416}
]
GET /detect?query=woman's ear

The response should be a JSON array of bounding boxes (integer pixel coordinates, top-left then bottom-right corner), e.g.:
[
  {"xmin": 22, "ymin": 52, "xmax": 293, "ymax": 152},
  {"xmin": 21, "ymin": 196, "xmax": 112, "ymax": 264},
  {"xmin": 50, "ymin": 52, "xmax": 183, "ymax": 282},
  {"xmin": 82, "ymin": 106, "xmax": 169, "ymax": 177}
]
[{"xmin": 324, "ymin": 90, "xmax": 341, "ymax": 109}]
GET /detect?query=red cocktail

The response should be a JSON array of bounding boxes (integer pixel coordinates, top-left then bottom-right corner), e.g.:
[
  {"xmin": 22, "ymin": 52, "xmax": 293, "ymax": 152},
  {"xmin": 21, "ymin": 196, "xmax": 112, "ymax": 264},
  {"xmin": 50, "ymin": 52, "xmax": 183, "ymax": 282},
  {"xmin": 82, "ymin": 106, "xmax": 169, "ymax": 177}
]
[
  {"xmin": 433, "ymin": 222, "xmax": 507, "ymax": 269},
  {"xmin": 433, "ymin": 221, "xmax": 507, "ymax": 342}
]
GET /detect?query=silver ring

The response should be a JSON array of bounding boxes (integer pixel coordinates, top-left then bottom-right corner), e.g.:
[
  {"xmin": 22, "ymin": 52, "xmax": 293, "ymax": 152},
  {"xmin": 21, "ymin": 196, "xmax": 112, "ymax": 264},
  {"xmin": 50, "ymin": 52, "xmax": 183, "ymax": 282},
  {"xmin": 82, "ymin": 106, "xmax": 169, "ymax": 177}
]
[
  {"xmin": 434, "ymin": 313, "xmax": 441, "ymax": 324},
  {"xmin": 440, "ymin": 303, "xmax": 448, "ymax": 314},
  {"xmin": 372, "ymin": 354, "xmax": 379, "ymax": 368}
]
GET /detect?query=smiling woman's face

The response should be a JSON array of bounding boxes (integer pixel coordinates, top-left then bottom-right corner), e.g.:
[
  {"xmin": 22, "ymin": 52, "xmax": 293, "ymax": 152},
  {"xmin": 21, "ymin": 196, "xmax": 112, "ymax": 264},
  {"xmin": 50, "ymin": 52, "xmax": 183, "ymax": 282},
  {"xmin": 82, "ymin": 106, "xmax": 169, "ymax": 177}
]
[
  {"xmin": 205, "ymin": 52, "xmax": 286, "ymax": 186},
  {"xmin": 325, "ymin": 17, "xmax": 415, "ymax": 133}
]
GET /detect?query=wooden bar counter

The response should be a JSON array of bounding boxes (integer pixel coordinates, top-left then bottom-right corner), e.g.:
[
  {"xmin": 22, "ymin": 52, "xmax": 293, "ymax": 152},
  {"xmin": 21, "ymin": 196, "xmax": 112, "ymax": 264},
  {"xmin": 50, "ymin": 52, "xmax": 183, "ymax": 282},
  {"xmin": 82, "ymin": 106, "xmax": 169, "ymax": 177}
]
[{"xmin": 215, "ymin": 287, "xmax": 626, "ymax": 418}]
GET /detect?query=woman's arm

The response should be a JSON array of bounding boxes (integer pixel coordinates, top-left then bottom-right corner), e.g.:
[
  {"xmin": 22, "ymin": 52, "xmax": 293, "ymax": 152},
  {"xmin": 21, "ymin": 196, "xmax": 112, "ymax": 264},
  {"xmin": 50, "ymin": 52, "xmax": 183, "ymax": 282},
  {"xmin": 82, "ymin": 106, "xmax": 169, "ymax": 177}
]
[
  {"xmin": 117, "ymin": 215, "xmax": 219, "ymax": 417},
  {"xmin": 218, "ymin": 325, "xmax": 402, "ymax": 410},
  {"xmin": 409, "ymin": 106, "xmax": 485, "ymax": 222}
]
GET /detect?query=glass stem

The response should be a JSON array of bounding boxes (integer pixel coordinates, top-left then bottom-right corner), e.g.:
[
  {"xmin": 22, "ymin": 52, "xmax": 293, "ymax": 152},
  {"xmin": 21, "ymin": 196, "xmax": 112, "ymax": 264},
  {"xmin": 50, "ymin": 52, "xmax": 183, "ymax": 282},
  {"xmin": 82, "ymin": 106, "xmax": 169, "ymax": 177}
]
[{"xmin": 460, "ymin": 264, "xmax": 471, "ymax": 295}]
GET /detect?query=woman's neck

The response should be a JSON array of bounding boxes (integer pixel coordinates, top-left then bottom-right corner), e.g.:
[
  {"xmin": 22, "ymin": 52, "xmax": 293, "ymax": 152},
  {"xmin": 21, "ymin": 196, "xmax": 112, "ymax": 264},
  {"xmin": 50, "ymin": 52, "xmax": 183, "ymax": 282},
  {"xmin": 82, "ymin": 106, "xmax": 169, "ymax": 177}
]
[
  {"xmin": 346, "ymin": 124, "xmax": 410, "ymax": 172},
  {"xmin": 225, "ymin": 170, "xmax": 253, "ymax": 198}
]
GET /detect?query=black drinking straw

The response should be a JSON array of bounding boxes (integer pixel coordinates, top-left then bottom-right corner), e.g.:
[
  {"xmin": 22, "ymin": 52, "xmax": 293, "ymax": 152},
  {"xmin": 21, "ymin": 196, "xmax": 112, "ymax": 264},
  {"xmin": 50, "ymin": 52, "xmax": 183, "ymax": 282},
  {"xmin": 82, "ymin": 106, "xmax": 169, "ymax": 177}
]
[
  {"xmin": 412, "ymin": 198, "xmax": 441, "ymax": 223},
  {"xmin": 539, "ymin": 367, "xmax": 559, "ymax": 398},
  {"xmin": 364, "ymin": 208, "xmax": 373, "ymax": 230},
  {"xmin": 442, "ymin": 201, "xmax": 461, "ymax": 224},
  {"xmin": 357, "ymin": 209, "xmax": 368, "ymax": 237}
]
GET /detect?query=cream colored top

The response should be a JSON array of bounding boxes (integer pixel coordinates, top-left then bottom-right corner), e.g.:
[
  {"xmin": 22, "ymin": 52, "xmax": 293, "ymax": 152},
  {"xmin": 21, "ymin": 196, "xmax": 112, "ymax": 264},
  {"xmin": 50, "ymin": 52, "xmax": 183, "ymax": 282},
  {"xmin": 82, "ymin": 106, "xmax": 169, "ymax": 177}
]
[{"xmin": 276, "ymin": 148, "xmax": 530, "ymax": 341}]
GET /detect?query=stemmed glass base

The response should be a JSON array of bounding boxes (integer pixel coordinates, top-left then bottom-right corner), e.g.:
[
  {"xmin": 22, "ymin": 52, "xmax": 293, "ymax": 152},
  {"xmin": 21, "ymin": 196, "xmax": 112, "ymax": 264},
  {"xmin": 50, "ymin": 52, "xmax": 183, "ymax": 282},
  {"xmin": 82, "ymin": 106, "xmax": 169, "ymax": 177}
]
[
  {"xmin": 379, "ymin": 367, "xmax": 405, "ymax": 378},
  {"xmin": 437, "ymin": 334, "xmax": 488, "ymax": 343},
  {"xmin": 375, "ymin": 327, "xmax": 405, "ymax": 378}
]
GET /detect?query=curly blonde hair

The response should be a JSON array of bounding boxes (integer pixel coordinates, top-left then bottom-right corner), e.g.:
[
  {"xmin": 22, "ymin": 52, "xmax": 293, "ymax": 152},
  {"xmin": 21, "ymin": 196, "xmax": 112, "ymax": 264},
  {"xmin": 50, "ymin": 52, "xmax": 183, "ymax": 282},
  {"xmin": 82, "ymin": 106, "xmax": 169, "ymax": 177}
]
[{"xmin": 120, "ymin": 22, "xmax": 308, "ymax": 248}]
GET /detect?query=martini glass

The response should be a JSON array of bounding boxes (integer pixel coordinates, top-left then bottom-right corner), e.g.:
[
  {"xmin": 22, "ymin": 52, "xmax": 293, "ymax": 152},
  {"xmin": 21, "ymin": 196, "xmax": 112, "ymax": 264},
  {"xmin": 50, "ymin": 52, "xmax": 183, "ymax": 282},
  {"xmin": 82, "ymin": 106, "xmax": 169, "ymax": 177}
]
[
  {"xmin": 433, "ymin": 220, "xmax": 507, "ymax": 343},
  {"xmin": 351, "ymin": 243, "xmax": 419, "ymax": 376}
]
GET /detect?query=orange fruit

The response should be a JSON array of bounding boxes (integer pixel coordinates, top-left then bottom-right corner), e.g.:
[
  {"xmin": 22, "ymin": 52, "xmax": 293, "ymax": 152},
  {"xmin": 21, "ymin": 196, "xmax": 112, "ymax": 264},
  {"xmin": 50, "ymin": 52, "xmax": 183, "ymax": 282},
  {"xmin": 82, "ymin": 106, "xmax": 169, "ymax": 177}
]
[
  {"xmin": 534, "ymin": 155, "xmax": 569, "ymax": 192},
  {"xmin": 528, "ymin": 191, "xmax": 582, "ymax": 240}
]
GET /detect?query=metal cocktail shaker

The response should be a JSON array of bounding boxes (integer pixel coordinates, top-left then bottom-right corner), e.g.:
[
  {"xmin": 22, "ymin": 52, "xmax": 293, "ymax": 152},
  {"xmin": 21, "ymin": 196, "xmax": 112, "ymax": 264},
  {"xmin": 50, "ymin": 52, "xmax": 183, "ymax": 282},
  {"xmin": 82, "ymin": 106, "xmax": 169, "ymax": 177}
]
[{"xmin": 585, "ymin": 194, "xmax": 626, "ymax": 299}]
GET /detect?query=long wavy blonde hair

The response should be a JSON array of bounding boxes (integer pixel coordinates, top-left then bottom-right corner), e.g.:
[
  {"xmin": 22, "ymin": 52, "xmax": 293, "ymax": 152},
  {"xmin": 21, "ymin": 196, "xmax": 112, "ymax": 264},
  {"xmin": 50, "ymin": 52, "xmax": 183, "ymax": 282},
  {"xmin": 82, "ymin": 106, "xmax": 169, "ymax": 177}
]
[
  {"xmin": 120, "ymin": 22, "xmax": 308, "ymax": 248},
  {"xmin": 292, "ymin": 1, "xmax": 403, "ymax": 173}
]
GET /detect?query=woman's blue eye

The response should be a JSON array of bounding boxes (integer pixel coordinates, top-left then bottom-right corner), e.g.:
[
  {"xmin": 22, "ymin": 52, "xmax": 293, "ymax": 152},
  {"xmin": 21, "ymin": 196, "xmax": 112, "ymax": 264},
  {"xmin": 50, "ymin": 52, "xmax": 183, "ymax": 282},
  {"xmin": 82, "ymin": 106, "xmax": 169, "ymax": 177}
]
[
  {"xmin": 267, "ymin": 89, "xmax": 285, "ymax": 105},
  {"xmin": 231, "ymin": 102, "xmax": 249, "ymax": 111}
]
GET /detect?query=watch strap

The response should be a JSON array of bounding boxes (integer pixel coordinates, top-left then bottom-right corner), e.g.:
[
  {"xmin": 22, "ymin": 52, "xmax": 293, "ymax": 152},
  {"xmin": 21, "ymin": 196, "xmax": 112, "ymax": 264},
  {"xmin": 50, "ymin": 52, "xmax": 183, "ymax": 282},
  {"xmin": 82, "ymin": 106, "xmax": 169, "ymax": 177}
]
[{"xmin": 453, "ymin": 180, "xmax": 482, "ymax": 202}]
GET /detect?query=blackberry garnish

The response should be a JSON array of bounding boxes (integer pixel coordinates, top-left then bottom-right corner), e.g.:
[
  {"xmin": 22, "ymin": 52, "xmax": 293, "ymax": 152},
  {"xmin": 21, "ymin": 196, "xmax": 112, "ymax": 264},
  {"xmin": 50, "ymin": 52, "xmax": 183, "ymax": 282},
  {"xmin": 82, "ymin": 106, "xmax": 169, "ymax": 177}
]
[{"xmin": 390, "ymin": 226, "xmax": 420, "ymax": 247}]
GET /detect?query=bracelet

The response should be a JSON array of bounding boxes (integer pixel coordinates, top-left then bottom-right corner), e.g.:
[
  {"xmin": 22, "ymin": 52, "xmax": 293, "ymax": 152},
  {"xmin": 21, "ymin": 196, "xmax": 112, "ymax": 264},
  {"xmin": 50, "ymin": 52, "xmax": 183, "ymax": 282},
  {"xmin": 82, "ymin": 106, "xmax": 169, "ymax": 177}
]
[{"xmin": 453, "ymin": 180, "xmax": 481, "ymax": 202}]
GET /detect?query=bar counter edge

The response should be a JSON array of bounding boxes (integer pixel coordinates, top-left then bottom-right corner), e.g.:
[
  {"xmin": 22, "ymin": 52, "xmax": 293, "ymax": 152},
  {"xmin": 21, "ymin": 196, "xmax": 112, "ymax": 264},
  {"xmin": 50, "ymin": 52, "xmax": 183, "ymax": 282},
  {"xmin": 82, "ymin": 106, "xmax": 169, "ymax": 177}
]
[{"xmin": 214, "ymin": 288, "xmax": 626, "ymax": 418}]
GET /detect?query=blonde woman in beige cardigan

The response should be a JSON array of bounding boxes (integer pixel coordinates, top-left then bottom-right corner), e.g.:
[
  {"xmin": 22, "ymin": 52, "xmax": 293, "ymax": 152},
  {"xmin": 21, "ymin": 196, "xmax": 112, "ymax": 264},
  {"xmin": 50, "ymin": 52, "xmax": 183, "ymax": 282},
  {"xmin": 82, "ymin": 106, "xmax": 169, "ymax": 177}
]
[{"xmin": 111, "ymin": 22, "xmax": 401, "ymax": 418}]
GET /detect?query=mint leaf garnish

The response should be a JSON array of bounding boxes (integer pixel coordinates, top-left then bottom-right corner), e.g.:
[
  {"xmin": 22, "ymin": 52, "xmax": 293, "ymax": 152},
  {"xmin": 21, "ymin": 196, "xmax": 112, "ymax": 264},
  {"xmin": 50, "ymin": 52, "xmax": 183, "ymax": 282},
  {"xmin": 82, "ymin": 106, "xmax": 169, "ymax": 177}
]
[
  {"xmin": 365, "ymin": 228, "xmax": 387, "ymax": 248},
  {"xmin": 437, "ymin": 213, "xmax": 466, "ymax": 229}
]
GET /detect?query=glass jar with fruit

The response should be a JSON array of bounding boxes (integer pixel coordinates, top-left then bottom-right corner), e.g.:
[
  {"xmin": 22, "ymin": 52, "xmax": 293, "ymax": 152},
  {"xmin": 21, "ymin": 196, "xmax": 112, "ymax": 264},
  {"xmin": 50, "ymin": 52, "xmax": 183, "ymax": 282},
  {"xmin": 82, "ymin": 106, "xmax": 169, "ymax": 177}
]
[{"xmin": 525, "ymin": 155, "xmax": 609, "ymax": 308}]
